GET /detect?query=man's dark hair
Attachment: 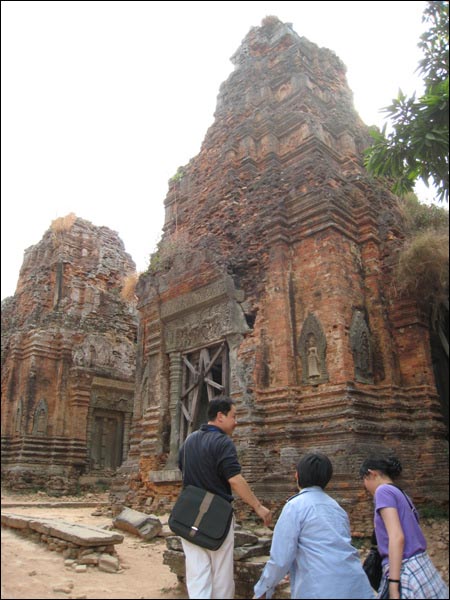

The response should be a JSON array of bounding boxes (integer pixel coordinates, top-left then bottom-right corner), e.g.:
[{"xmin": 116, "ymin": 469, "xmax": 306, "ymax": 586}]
[
  {"xmin": 296, "ymin": 452, "xmax": 333, "ymax": 489},
  {"xmin": 207, "ymin": 396, "xmax": 235, "ymax": 421}
]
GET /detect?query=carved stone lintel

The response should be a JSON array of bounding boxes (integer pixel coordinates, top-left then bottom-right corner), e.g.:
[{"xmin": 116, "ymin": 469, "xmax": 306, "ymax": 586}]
[
  {"xmin": 165, "ymin": 302, "xmax": 232, "ymax": 352},
  {"xmin": 161, "ymin": 276, "xmax": 240, "ymax": 321},
  {"xmin": 163, "ymin": 280, "xmax": 248, "ymax": 353}
]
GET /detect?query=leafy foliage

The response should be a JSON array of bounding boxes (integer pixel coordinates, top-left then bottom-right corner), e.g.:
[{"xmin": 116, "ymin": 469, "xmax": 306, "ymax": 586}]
[
  {"xmin": 169, "ymin": 166, "xmax": 185, "ymax": 184},
  {"xmin": 417, "ymin": 1, "xmax": 449, "ymax": 85},
  {"xmin": 364, "ymin": 1, "xmax": 449, "ymax": 202}
]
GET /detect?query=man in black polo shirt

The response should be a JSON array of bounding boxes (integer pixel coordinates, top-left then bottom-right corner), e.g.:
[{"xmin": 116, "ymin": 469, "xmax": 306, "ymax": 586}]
[{"xmin": 178, "ymin": 396, "xmax": 272, "ymax": 599}]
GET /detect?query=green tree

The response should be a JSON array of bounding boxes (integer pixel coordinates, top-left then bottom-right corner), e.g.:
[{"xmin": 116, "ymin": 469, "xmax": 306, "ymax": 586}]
[{"xmin": 365, "ymin": 1, "xmax": 449, "ymax": 202}]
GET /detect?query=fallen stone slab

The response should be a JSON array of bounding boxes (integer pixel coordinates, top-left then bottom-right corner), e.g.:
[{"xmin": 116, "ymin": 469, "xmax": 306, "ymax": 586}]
[
  {"xmin": 1, "ymin": 501, "xmax": 109, "ymax": 509},
  {"xmin": 1, "ymin": 512, "xmax": 123, "ymax": 547},
  {"xmin": 1, "ymin": 513, "xmax": 32, "ymax": 529}
]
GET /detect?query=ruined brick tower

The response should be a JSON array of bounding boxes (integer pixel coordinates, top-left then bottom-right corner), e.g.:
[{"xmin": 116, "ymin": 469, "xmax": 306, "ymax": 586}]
[
  {"xmin": 113, "ymin": 18, "xmax": 448, "ymax": 525},
  {"xmin": 1, "ymin": 215, "xmax": 138, "ymax": 494}
]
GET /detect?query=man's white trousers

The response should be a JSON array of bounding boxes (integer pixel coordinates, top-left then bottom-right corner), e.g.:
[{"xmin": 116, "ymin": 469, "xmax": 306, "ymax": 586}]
[{"xmin": 181, "ymin": 518, "xmax": 235, "ymax": 599}]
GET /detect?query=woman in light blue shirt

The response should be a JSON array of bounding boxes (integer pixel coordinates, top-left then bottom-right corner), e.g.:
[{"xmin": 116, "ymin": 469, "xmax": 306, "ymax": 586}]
[{"xmin": 253, "ymin": 452, "xmax": 375, "ymax": 599}]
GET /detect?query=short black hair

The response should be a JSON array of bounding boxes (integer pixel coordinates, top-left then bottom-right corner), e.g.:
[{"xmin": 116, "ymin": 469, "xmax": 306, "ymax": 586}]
[
  {"xmin": 296, "ymin": 452, "xmax": 333, "ymax": 489},
  {"xmin": 359, "ymin": 455, "xmax": 402, "ymax": 479},
  {"xmin": 207, "ymin": 396, "xmax": 235, "ymax": 421}
]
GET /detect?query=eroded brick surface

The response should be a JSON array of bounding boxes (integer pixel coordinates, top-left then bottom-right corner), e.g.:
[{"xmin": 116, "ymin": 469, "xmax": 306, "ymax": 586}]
[
  {"xmin": 113, "ymin": 18, "xmax": 447, "ymax": 530},
  {"xmin": 1, "ymin": 216, "xmax": 138, "ymax": 494}
]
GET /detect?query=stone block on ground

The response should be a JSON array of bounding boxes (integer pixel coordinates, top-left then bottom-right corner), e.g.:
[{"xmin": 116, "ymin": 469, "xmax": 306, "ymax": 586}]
[{"xmin": 113, "ymin": 507, "xmax": 162, "ymax": 540}]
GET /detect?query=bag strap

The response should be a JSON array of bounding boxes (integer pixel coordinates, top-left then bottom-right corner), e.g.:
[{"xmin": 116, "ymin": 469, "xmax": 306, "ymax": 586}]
[
  {"xmin": 386, "ymin": 483, "xmax": 420, "ymax": 524},
  {"xmin": 181, "ymin": 432, "xmax": 195, "ymax": 484},
  {"xmin": 188, "ymin": 491, "xmax": 215, "ymax": 538},
  {"xmin": 370, "ymin": 529, "xmax": 378, "ymax": 547},
  {"xmin": 181, "ymin": 430, "xmax": 200, "ymax": 482},
  {"xmin": 388, "ymin": 483, "xmax": 411, "ymax": 506}
]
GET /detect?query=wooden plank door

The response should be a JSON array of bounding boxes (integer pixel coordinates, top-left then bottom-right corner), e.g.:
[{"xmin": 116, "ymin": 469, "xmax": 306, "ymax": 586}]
[{"xmin": 179, "ymin": 342, "xmax": 229, "ymax": 440}]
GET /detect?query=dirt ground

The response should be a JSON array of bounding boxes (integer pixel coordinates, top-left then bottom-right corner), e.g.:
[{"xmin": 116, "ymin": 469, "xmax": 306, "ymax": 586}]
[
  {"xmin": 0, "ymin": 489, "xmax": 186, "ymax": 600},
  {"xmin": 1, "ymin": 488, "xmax": 448, "ymax": 600}
]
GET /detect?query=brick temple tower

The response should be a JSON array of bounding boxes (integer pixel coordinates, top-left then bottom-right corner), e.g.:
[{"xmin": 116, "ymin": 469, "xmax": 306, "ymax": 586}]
[
  {"xmin": 1, "ymin": 215, "xmax": 137, "ymax": 494},
  {"xmin": 112, "ymin": 18, "xmax": 448, "ymax": 526}
]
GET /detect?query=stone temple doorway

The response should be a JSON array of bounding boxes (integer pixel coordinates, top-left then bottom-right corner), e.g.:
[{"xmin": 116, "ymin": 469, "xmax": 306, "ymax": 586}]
[
  {"xmin": 90, "ymin": 409, "xmax": 124, "ymax": 471},
  {"xmin": 179, "ymin": 341, "xmax": 229, "ymax": 442},
  {"xmin": 85, "ymin": 378, "xmax": 134, "ymax": 478}
]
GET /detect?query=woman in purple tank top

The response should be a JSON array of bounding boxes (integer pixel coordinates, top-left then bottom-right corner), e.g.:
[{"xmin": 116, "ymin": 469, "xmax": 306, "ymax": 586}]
[{"xmin": 359, "ymin": 455, "xmax": 448, "ymax": 599}]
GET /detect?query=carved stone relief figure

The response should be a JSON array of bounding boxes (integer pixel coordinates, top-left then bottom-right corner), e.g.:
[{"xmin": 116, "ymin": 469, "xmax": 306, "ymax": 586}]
[
  {"xmin": 74, "ymin": 336, "xmax": 134, "ymax": 376},
  {"xmin": 306, "ymin": 334, "xmax": 320, "ymax": 377},
  {"xmin": 96, "ymin": 342, "xmax": 112, "ymax": 367},
  {"xmin": 350, "ymin": 310, "xmax": 374, "ymax": 383},
  {"xmin": 15, "ymin": 398, "xmax": 23, "ymax": 434},
  {"xmin": 112, "ymin": 341, "xmax": 135, "ymax": 378},
  {"xmin": 32, "ymin": 399, "xmax": 48, "ymax": 436},
  {"xmin": 166, "ymin": 303, "xmax": 231, "ymax": 352},
  {"xmin": 89, "ymin": 345, "xmax": 97, "ymax": 367},
  {"xmin": 73, "ymin": 345, "xmax": 86, "ymax": 366},
  {"xmin": 299, "ymin": 313, "xmax": 328, "ymax": 384}
]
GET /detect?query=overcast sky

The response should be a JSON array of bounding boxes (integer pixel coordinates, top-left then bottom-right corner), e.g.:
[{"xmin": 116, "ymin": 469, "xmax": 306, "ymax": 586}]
[{"xmin": 2, "ymin": 1, "xmax": 433, "ymax": 300}]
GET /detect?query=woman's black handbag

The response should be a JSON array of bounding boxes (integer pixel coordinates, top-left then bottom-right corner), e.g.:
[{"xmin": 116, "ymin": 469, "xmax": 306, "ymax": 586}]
[
  {"xmin": 363, "ymin": 530, "xmax": 382, "ymax": 590},
  {"xmin": 168, "ymin": 485, "xmax": 233, "ymax": 551}
]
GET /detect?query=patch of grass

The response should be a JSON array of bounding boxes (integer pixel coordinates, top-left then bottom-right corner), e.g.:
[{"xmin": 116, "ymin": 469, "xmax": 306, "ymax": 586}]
[
  {"xmin": 51, "ymin": 212, "xmax": 77, "ymax": 233},
  {"xmin": 419, "ymin": 503, "xmax": 449, "ymax": 520},
  {"xmin": 94, "ymin": 479, "xmax": 111, "ymax": 492},
  {"xmin": 169, "ymin": 166, "xmax": 185, "ymax": 184},
  {"xmin": 400, "ymin": 193, "xmax": 449, "ymax": 235},
  {"xmin": 146, "ymin": 231, "xmax": 190, "ymax": 274},
  {"xmin": 352, "ymin": 537, "xmax": 370, "ymax": 549},
  {"xmin": 395, "ymin": 228, "xmax": 449, "ymax": 305},
  {"xmin": 120, "ymin": 272, "xmax": 139, "ymax": 303}
]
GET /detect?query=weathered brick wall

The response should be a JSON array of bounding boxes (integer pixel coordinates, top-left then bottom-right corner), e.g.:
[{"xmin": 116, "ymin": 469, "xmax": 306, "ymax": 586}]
[
  {"xmin": 112, "ymin": 17, "xmax": 447, "ymax": 530},
  {"xmin": 1, "ymin": 216, "xmax": 138, "ymax": 495}
]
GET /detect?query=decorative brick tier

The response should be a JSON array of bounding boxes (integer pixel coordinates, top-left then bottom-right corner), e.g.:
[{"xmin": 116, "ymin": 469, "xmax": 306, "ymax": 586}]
[{"xmin": 112, "ymin": 17, "xmax": 448, "ymax": 528}]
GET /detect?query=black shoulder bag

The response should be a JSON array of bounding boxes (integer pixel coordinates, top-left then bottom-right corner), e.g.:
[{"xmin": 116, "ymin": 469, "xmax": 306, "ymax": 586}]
[{"xmin": 363, "ymin": 530, "xmax": 383, "ymax": 590}]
